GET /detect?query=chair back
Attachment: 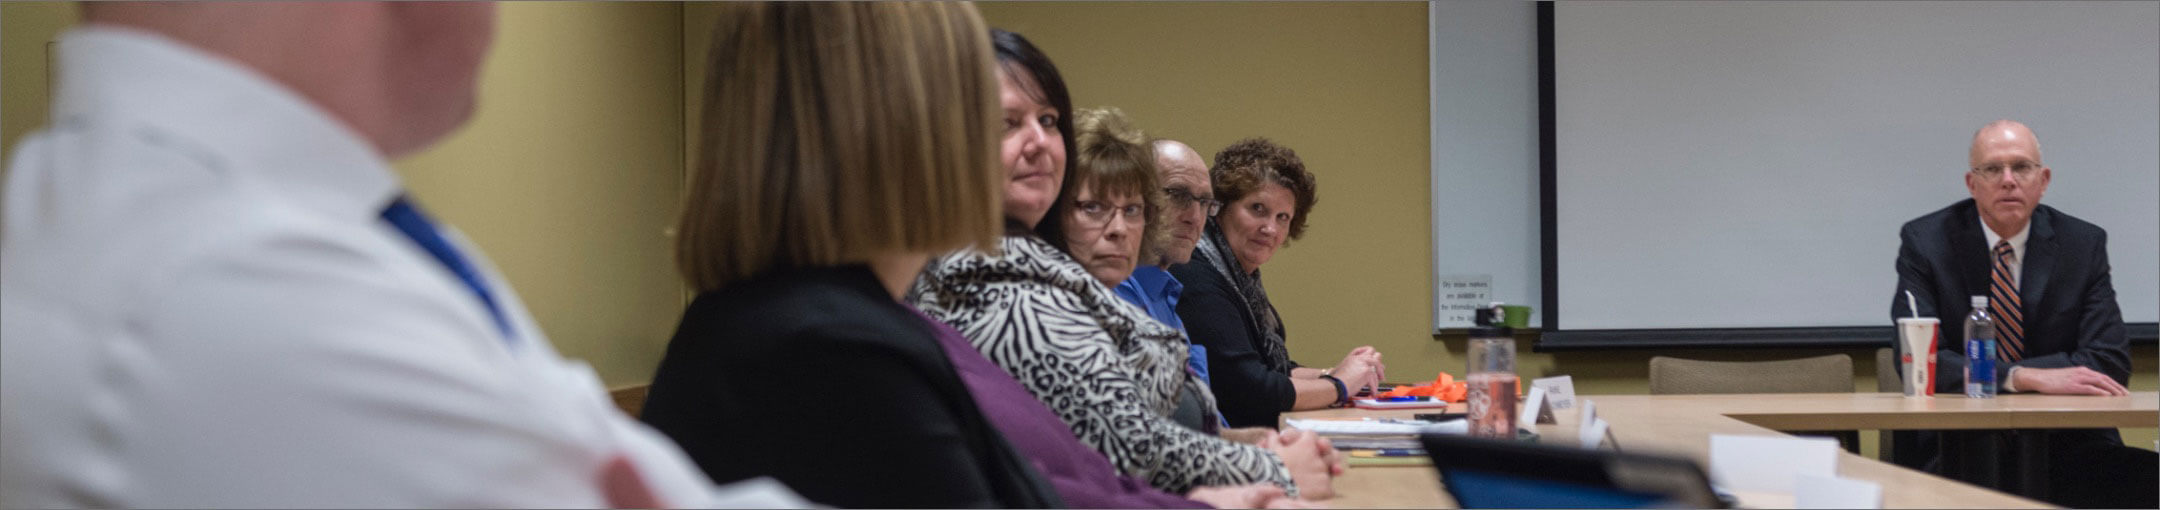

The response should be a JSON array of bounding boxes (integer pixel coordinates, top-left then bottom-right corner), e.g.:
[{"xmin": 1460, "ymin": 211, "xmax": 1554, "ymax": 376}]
[
  {"xmin": 1648, "ymin": 354, "xmax": 1853, "ymax": 395},
  {"xmin": 1874, "ymin": 347, "xmax": 1898, "ymax": 392}
]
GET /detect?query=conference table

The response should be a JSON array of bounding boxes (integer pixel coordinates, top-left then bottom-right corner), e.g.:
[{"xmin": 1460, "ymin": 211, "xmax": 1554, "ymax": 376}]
[{"xmin": 1290, "ymin": 391, "xmax": 2158, "ymax": 508}]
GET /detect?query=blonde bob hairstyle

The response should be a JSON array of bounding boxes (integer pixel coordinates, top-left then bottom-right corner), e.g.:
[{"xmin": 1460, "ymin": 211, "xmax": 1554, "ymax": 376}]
[{"xmin": 677, "ymin": 2, "xmax": 1002, "ymax": 292}]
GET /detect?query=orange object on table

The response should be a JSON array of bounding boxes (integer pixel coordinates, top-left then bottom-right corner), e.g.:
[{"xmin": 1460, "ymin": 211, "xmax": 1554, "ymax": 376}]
[
  {"xmin": 1379, "ymin": 385, "xmax": 1429, "ymax": 398},
  {"xmin": 1438, "ymin": 381, "xmax": 1467, "ymax": 402},
  {"xmin": 1376, "ymin": 372, "xmax": 1474, "ymax": 402}
]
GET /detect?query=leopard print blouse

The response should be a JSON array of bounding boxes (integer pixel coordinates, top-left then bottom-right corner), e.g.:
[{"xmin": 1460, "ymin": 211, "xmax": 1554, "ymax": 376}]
[{"xmin": 909, "ymin": 234, "xmax": 1297, "ymax": 495}]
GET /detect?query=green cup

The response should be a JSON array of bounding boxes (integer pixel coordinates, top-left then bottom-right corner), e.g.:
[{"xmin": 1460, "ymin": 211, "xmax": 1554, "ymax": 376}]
[{"xmin": 1500, "ymin": 305, "xmax": 1533, "ymax": 328}]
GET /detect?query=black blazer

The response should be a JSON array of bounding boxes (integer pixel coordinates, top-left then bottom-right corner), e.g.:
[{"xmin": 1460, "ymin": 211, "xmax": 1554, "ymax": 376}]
[
  {"xmin": 639, "ymin": 265, "xmax": 1061, "ymax": 509},
  {"xmin": 1170, "ymin": 258, "xmax": 1298, "ymax": 429},
  {"xmin": 1890, "ymin": 199, "xmax": 2130, "ymax": 464}
]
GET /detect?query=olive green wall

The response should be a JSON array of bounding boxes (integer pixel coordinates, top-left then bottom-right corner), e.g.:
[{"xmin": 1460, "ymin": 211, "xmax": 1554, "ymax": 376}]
[
  {"xmin": 0, "ymin": 2, "xmax": 74, "ymax": 168},
  {"xmin": 393, "ymin": 2, "xmax": 685, "ymax": 388},
  {"xmin": 0, "ymin": 2, "xmax": 687, "ymax": 388}
]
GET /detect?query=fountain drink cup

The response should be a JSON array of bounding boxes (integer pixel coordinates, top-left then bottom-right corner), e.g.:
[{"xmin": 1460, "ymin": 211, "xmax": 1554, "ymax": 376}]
[{"xmin": 1896, "ymin": 317, "xmax": 1939, "ymax": 397}]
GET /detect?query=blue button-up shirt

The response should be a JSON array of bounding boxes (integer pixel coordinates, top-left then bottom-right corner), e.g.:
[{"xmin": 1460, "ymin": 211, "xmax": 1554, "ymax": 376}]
[{"xmin": 1115, "ymin": 266, "xmax": 1211, "ymax": 383}]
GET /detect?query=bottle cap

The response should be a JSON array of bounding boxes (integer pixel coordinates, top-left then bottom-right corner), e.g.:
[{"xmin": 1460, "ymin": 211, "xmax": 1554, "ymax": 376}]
[
  {"xmin": 1970, "ymin": 295, "xmax": 1988, "ymax": 308},
  {"xmin": 1472, "ymin": 304, "xmax": 1513, "ymax": 338}
]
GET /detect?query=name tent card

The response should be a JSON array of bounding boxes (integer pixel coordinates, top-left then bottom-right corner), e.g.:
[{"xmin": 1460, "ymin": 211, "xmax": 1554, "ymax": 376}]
[
  {"xmin": 1519, "ymin": 386, "xmax": 1557, "ymax": 426},
  {"xmin": 1530, "ymin": 375, "xmax": 1576, "ymax": 409}
]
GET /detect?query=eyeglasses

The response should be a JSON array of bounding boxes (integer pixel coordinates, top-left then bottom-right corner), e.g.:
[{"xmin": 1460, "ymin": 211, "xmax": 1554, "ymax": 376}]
[
  {"xmin": 1071, "ymin": 200, "xmax": 1146, "ymax": 230},
  {"xmin": 1972, "ymin": 161, "xmax": 2042, "ymax": 180},
  {"xmin": 1161, "ymin": 187, "xmax": 1223, "ymax": 216}
]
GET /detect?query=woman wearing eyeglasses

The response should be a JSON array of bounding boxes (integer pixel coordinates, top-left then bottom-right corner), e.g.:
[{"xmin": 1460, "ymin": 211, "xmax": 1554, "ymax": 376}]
[
  {"xmin": 1053, "ymin": 108, "xmax": 1163, "ymax": 304},
  {"xmin": 1057, "ymin": 108, "xmax": 1256, "ymax": 439}
]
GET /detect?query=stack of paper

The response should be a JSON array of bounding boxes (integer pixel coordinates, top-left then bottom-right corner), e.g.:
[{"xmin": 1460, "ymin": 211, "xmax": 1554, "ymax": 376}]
[
  {"xmin": 1284, "ymin": 418, "xmax": 1464, "ymax": 466},
  {"xmin": 1328, "ymin": 437, "xmax": 1422, "ymax": 450},
  {"xmin": 1283, "ymin": 418, "xmax": 1468, "ymax": 437}
]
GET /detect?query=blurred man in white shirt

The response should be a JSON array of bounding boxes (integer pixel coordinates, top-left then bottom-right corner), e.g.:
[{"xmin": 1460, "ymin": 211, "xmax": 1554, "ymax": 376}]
[{"xmin": 0, "ymin": 3, "xmax": 801, "ymax": 507}]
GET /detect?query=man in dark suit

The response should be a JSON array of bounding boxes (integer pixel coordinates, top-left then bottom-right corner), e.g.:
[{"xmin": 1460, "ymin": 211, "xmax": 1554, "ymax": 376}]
[{"xmin": 1892, "ymin": 119, "xmax": 2152, "ymax": 508}]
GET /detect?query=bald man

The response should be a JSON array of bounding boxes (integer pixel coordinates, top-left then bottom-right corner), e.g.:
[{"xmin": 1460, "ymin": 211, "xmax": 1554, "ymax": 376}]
[
  {"xmin": 1890, "ymin": 120, "xmax": 2149, "ymax": 508},
  {"xmin": 0, "ymin": 3, "xmax": 799, "ymax": 507},
  {"xmin": 1112, "ymin": 139, "xmax": 1227, "ymax": 394},
  {"xmin": 1152, "ymin": 140, "xmax": 1222, "ymax": 265}
]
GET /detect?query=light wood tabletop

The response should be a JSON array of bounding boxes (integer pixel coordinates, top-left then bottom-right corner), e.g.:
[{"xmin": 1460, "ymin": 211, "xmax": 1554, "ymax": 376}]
[{"xmin": 1290, "ymin": 391, "xmax": 2158, "ymax": 509}]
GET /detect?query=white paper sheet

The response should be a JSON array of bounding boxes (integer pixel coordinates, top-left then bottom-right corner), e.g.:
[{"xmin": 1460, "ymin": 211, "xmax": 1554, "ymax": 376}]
[
  {"xmin": 1794, "ymin": 474, "xmax": 1882, "ymax": 509},
  {"xmin": 1436, "ymin": 275, "xmax": 1494, "ymax": 327},
  {"xmin": 1708, "ymin": 435, "xmax": 1839, "ymax": 493}
]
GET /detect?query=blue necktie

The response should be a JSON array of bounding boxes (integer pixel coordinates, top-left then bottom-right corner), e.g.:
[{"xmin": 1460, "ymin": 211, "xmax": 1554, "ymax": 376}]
[{"xmin": 381, "ymin": 196, "xmax": 515, "ymax": 344}]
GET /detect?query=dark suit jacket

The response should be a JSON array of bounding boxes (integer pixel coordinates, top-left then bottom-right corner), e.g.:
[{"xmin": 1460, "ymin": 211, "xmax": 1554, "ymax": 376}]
[
  {"xmin": 1890, "ymin": 199, "xmax": 2130, "ymax": 464},
  {"xmin": 639, "ymin": 265, "xmax": 1061, "ymax": 509}
]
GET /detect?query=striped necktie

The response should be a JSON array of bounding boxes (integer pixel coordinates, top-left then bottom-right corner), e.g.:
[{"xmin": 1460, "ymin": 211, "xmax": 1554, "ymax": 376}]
[
  {"xmin": 1989, "ymin": 241, "xmax": 2024, "ymax": 361},
  {"xmin": 382, "ymin": 196, "xmax": 516, "ymax": 344}
]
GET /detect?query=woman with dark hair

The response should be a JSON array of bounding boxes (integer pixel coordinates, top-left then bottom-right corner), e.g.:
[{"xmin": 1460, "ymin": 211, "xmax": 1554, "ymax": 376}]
[
  {"xmin": 913, "ymin": 30, "xmax": 1342, "ymax": 500},
  {"xmin": 1172, "ymin": 139, "xmax": 1386, "ymax": 430}
]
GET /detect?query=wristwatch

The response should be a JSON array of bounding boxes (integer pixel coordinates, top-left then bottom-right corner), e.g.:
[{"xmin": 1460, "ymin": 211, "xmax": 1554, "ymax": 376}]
[{"xmin": 1320, "ymin": 374, "xmax": 1350, "ymax": 407}]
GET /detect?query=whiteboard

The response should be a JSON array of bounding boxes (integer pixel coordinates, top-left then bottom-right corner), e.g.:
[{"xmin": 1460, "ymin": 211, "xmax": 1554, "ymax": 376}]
[{"xmin": 1551, "ymin": 1, "xmax": 2158, "ymax": 330}]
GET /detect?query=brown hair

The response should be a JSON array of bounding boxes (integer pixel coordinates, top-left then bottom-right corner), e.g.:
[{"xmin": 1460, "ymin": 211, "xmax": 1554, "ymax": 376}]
[
  {"xmin": 1211, "ymin": 137, "xmax": 1318, "ymax": 243},
  {"xmin": 1055, "ymin": 107, "xmax": 1169, "ymax": 262},
  {"xmin": 676, "ymin": 2, "xmax": 1001, "ymax": 292}
]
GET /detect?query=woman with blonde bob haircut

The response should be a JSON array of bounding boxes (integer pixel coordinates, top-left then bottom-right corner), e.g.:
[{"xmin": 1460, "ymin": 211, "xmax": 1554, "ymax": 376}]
[
  {"xmin": 672, "ymin": 3, "xmax": 1003, "ymax": 288},
  {"xmin": 637, "ymin": 3, "xmax": 1060, "ymax": 508}
]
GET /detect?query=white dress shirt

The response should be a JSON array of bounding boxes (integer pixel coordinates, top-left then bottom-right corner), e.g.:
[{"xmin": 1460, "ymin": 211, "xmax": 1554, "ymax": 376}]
[
  {"xmin": 1, "ymin": 27, "xmax": 803, "ymax": 508},
  {"xmin": 1978, "ymin": 211, "xmax": 2031, "ymax": 391}
]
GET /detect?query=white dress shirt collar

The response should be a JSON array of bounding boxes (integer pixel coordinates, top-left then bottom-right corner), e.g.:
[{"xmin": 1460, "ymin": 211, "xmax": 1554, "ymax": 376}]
[
  {"xmin": 1978, "ymin": 209, "xmax": 2030, "ymax": 281},
  {"xmin": 53, "ymin": 26, "xmax": 400, "ymax": 218}
]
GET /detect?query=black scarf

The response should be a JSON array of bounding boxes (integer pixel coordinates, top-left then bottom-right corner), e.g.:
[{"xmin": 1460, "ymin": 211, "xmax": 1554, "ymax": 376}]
[{"xmin": 1192, "ymin": 220, "xmax": 1293, "ymax": 374}]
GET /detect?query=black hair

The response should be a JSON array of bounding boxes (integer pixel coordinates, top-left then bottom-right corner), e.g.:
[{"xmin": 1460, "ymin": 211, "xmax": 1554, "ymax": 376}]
[{"xmin": 990, "ymin": 28, "xmax": 1082, "ymax": 244}]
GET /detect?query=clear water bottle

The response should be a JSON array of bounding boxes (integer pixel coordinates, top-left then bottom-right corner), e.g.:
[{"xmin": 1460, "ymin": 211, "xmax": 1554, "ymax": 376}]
[
  {"xmin": 1467, "ymin": 304, "xmax": 1519, "ymax": 438},
  {"xmin": 1964, "ymin": 296, "xmax": 1998, "ymax": 398}
]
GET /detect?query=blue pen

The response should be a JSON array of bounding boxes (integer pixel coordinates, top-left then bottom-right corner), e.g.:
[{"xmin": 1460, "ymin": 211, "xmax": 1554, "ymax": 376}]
[
  {"xmin": 1374, "ymin": 448, "xmax": 1423, "ymax": 457},
  {"xmin": 1377, "ymin": 396, "xmax": 1425, "ymax": 402}
]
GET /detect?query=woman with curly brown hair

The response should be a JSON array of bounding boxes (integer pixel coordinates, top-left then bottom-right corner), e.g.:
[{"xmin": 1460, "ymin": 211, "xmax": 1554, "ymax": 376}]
[{"xmin": 1171, "ymin": 138, "xmax": 1387, "ymax": 429}]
